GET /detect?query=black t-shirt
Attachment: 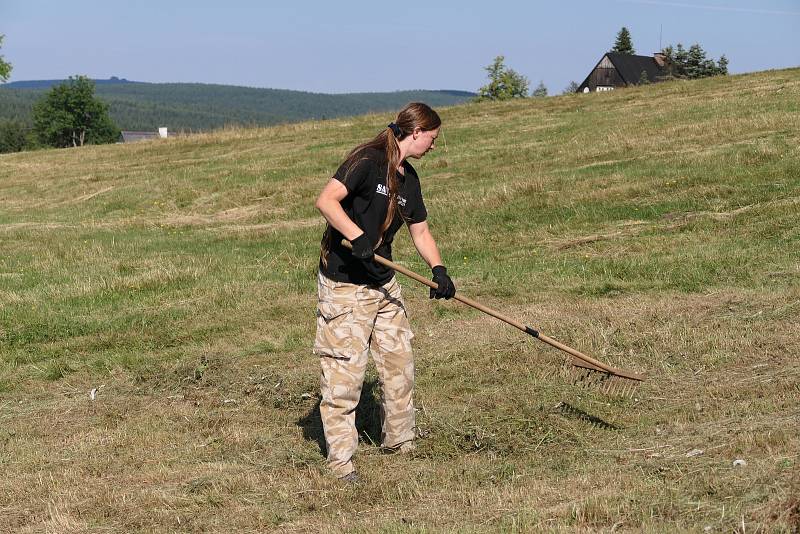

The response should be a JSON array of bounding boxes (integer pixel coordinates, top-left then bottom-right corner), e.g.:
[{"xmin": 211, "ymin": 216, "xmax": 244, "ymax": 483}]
[{"xmin": 320, "ymin": 148, "xmax": 428, "ymax": 285}]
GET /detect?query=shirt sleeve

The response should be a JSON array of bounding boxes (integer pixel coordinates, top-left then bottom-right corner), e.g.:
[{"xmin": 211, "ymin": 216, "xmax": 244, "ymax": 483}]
[{"xmin": 333, "ymin": 156, "xmax": 373, "ymax": 197}]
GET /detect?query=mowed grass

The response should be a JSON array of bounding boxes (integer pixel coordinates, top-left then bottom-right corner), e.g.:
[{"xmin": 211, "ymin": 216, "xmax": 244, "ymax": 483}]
[{"xmin": 1, "ymin": 69, "xmax": 798, "ymax": 532}]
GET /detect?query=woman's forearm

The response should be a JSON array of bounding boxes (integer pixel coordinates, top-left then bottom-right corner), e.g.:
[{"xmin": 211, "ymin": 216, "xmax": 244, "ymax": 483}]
[
  {"xmin": 409, "ymin": 223, "xmax": 444, "ymax": 268},
  {"xmin": 315, "ymin": 196, "xmax": 363, "ymax": 241}
]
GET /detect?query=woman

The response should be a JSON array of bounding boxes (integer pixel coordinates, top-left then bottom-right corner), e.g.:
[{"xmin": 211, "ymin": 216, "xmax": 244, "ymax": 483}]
[{"xmin": 313, "ymin": 102, "xmax": 455, "ymax": 481}]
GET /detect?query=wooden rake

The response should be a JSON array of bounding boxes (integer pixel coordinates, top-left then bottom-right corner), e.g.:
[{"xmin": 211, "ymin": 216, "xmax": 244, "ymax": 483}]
[{"xmin": 342, "ymin": 240, "xmax": 645, "ymax": 397}]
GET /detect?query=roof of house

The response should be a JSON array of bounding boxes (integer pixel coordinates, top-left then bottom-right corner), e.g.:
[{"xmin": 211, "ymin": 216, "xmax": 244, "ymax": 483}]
[
  {"xmin": 605, "ymin": 52, "xmax": 666, "ymax": 84},
  {"xmin": 120, "ymin": 131, "xmax": 160, "ymax": 143}
]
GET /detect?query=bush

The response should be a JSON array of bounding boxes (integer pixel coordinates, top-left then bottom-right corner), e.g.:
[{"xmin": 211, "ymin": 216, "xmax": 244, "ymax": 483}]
[{"xmin": 0, "ymin": 120, "xmax": 31, "ymax": 153}]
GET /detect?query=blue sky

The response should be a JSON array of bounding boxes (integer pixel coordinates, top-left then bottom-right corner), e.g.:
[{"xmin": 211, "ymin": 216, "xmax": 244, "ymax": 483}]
[{"xmin": 1, "ymin": 0, "xmax": 798, "ymax": 94}]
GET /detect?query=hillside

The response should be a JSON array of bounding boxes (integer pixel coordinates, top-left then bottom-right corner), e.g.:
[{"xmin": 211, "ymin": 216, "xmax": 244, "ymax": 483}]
[
  {"xmin": 0, "ymin": 78, "xmax": 475, "ymax": 130},
  {"xmin": 1, "ymin": 69, "xmax": 798, "ymax": 532}
]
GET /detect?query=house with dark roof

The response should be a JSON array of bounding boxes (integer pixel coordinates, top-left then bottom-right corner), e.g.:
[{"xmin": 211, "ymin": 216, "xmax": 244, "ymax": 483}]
[
  {"xmin": 577, "ymin": 52, "xmax": 668, "ymax": 93},
  {"xmin": 119, "ymin": 127, "xmax": 174, "ymax": 143},
  {"xmin": 119, "ymin": 131, "xmax": 160, "ymax": 143}
]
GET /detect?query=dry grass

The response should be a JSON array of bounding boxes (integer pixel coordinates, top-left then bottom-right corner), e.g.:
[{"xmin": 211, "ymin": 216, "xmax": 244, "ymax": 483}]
[{"xmin": 1, "ymin": 68, "xmax": 799, "ymax": 532}]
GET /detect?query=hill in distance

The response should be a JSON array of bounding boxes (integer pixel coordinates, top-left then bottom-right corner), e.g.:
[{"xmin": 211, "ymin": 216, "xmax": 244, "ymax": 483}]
[
  {"xmin": 0, "ymin": 77, "xmax": 476, "ymax": 131},
  {"xmin": 3, "ymin": 76, "xmax": 136, "ymax": 89}
]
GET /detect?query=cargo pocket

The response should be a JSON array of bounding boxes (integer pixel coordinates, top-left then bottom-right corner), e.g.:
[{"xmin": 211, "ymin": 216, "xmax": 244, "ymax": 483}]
[{"xmin": 313, "ymin": 301, "xmax": 355, "ymax": 360}]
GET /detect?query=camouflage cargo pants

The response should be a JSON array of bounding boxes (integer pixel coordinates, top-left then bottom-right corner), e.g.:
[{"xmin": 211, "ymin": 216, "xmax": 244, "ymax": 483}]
[{"xmin": 313, "ymin": 272, "xmax": 416, "ymax": 477}]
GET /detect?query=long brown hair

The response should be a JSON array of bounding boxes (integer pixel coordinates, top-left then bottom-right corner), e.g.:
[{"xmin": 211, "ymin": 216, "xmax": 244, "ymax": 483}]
[{"xmin": 320, "ymin": 102, "xmax": 441, "ymax": 266}]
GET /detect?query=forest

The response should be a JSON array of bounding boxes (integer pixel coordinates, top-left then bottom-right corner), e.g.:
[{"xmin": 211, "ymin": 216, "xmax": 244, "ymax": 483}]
[{"xmin": 0, "ymin": 79, "xmax": 474, "ymax": 132}]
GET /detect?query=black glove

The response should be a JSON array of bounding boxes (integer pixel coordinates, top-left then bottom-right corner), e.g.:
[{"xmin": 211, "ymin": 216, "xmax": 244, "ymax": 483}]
[
  {"xmin": 351, "ymin": 233, "xmax": 373, "ymax": 261},
  {"xmin": 430, "ymin": 265, "xmax": 456, "ymax": 299},
  {"xmin": 350, "ymin": 233, "xmax": 383, "ymax": 280}
]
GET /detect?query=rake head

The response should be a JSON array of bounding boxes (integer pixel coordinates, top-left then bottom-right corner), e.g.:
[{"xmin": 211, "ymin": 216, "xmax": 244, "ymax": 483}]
[{"xmin": 569, "ymin": 359, "xmax": 643, "ymax": 399}]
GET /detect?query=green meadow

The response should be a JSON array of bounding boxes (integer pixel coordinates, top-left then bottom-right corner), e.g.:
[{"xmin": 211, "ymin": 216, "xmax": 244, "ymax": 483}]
[{"xmin": 1, "ymin": 68, "xmax": 798, "ymax": 532}]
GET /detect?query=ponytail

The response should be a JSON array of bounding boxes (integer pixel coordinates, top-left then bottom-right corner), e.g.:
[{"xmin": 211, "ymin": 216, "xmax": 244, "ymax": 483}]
[{"xmin": 380, "ymin": 124, "xmax": 402, "ymax": 245}]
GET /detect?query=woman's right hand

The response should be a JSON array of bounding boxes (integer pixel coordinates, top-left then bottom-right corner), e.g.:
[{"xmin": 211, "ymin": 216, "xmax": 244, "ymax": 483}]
[
  {"xmin": 350, "ymin": 233, "xmax": 374, "ymax": 261},
  {"xmin": 351, "ymin": 233, "xmax": 383, "ymax": 280}
]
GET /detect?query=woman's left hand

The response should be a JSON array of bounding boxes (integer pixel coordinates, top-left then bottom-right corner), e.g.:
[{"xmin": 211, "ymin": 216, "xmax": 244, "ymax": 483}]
[{"xmin": 430, "ymin": 265, "xmax": 456, "ymax": 299}]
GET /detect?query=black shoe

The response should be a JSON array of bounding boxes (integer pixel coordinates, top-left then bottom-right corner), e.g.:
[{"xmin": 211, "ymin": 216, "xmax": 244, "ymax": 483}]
[
  {"xmin": 383, "ymin": 441, "xmax": 416, "ymax": 454},
  {"xmin": 339, "ymin": 471, "xmax": 360, "ymax": 484}
]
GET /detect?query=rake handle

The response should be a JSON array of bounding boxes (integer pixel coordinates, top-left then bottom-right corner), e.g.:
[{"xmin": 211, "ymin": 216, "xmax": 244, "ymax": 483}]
[{"xmin": 341, "ymin": 239, "xmax": 644, "ymax": 381}]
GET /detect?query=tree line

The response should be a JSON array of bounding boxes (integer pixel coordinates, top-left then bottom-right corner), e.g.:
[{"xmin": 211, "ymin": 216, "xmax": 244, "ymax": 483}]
[
  {"xmin": 660, "ymin": 43, "xmax": 728, "ymax": 79},
  {"xmin": 0, "ymin": 84, "xmax": 474, "ymax": 154},
  {"xmin": 0, "ymin": 84, "xmax": 476, "ymax": 153}
]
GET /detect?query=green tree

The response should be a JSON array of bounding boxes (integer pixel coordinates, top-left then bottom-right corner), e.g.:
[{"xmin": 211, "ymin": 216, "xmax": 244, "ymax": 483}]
[
  {"xmin": 717, "ymin": 55, "xmax": 729, "ymax": 76},
  {"xmin": 562, "ymin": 81, "xmax": 580, "ymax": 94},
  {"xmin": 476, "ymin": 56, "xmax": 529, "ymax": 101},
  {"xmin": 638, "ymin": 71, "xmax": 650, "ymax": 85},
  {"xmin": 611, "ymin": 27, "xmax": 635, "ymax": 55},
  {"xmin": 661, "ymin": 43, "xmax": 728, "ymax": 79},
  {"xmin": 663, "ymin": 44, "xmax": 688, "ymax": 77},
  {"xmin": 532, "ymin": 81, "xmax": 548, "ymax": 97},
  {"xmin": 685, "ymin": 44, "xmax": 708, "ymax": 78},
  {"xmin": 32, "ymin": 75, "xmax": 119, "ymax": 148},
  {"xmin": 673, "ymin": 44, "xmax": 689, "ymax": 69},
  {"xmin": 0, "ymin": 34, "xmax": 12, "ymax": 82},
  {"xmin": 0, "ymin": 120, "xmax": 29, "ymax": 153}
]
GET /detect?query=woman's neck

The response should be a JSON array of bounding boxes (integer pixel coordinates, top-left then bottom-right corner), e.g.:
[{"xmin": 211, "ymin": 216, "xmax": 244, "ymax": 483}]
[{"xmin": 397, "ymin": 136, "xmax": 412, "ymax": 164}]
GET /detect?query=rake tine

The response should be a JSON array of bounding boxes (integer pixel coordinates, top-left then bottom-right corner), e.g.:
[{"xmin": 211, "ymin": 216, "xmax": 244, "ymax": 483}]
[
  {"xmin": 581, "ymin": 369, "xmax": 595, "ymax": 384},
  {"xmin": 561, "ymin": 362, "xmax": 573, "ymax": 380},
  {"xmin": 613, "ymin": 380, "xmax": 624, "ymax": 396},
  {"xmin": 593, "ymin": 373, "xmax": 609, "ymax": 388},
  {"xmin": 589, "ymin": 369, "xmax": 611, "ymax": 386},
  {"xmin": 570, "ymin": 367, "xmax": 585, "ymax": 382},
  {"xmin": 621, "ymin": 381, "xmax": 636, "ymax": 399},
  {"xmin": 603, "ymin": 377, "xmax": 615, "ymax": 394},
  {"xmin": 576, "ymin": 369, "xmax": 600, "ymax": 389}
]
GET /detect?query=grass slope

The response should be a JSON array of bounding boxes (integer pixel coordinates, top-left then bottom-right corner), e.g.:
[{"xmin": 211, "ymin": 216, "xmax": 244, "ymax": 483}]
[
  {"xmin": 0, "ymin": 81, "xmax": 475, "ymax": 131},
  {"xmin": 1, "ymin": 69, "xmax": 798, "ymax": 532}
]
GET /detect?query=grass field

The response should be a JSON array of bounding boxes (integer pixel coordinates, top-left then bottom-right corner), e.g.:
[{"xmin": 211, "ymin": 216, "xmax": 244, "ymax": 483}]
[{"xmin": 1, "ymin": 68, "xmax": 798, "ymax": 532}]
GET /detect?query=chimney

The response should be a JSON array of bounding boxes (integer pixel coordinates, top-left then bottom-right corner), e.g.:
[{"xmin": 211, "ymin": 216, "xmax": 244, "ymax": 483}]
[
  {"xmin": 158, "ymin": 127, "xmax": 168, "ymax": 138},
  {"xmin": 653, "ymin": 52, "xmax": 667, "ymax": 67}
]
